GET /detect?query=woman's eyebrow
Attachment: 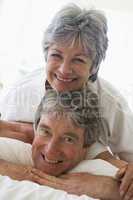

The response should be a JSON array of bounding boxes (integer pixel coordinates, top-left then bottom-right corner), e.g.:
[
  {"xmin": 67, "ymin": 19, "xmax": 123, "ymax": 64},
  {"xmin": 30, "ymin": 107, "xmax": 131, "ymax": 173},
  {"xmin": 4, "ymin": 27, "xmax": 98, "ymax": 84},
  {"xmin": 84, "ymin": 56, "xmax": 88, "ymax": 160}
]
[
  {"xmin": 50, "ymin": 48, "xmax": 62, "ymax": 53},
  {"xmin": 75, "ymin": 53, "xmax": 88, "ymax": 57}
]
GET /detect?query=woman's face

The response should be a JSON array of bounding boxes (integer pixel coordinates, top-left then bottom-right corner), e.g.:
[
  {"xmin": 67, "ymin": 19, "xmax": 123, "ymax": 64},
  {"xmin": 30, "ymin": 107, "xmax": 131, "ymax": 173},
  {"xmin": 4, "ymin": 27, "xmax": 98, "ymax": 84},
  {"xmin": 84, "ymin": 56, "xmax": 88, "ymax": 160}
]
[{"xmin": 45, "ymin": 42, "xmax": 92, "ymax": 92}]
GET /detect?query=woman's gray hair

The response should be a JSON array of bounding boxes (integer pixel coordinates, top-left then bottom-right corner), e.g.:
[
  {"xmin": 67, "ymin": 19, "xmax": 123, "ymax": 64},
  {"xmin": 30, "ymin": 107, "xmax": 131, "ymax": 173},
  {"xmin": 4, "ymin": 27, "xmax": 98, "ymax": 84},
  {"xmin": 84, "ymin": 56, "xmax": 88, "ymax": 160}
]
[
  {"xmin": 34, "ymin": 88, "xmax": 104, "ymax": 147},
  {"xmin": 42, "ymin": 3, "xmax": 108, "ymax": 81}
]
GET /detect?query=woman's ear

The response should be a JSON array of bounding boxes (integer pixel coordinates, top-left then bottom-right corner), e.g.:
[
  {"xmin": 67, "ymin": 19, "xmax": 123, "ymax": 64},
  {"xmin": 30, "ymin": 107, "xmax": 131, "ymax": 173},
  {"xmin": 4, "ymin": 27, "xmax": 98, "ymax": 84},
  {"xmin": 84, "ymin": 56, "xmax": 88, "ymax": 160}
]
[{"xmin": 89, "ymin": 65, "xmax": 99, "ymax": 82}]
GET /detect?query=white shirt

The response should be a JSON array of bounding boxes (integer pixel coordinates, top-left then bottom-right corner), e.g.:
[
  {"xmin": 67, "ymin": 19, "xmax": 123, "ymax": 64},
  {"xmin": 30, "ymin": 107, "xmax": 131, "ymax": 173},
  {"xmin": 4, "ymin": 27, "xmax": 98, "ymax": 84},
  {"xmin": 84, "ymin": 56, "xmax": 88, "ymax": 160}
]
[{"xmin": 0, "ymin": 67, "xmax": 133, "ymax": 161}]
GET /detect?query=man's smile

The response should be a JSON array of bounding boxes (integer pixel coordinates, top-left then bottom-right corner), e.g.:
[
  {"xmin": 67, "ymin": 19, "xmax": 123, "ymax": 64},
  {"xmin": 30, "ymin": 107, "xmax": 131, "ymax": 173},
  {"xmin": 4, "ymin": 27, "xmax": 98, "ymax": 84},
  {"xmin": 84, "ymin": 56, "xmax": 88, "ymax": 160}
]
[{"xmin": 41, "ymin": 153, "xmax": 63, "ymax": 164}]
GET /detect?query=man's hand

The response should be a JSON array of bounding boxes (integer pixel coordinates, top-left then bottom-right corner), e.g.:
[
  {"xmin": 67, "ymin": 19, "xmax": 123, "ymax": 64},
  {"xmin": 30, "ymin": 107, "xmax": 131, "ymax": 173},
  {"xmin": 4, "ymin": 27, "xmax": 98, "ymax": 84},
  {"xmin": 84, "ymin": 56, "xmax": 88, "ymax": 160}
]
[
  {"xmin": 0, "ymin": 159, "xmax": 121, "ymax": 200},
  {"xmin": 0, "ymin": 159, "xmax": 47, "ymax": 183},
  {"xmin": 116, "ymin": 163, "xmax": 133, "ymax": 200},
  {"xmin": 0, "ymin": 159, "xmax": 67, "ymax": 187},
  {"xmin": 32, "ymin": 169, "xmax": 121, "ymax": 200},
  {"xmin": 0, "ymin": 120, "xmax": 34, "ymax": 143}
]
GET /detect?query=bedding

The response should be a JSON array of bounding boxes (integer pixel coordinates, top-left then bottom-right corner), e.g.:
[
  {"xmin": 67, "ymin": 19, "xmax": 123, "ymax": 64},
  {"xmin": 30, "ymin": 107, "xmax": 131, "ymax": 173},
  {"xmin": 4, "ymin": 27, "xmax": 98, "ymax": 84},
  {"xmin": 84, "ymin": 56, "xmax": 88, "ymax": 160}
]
[
  {"xmin": 0, "ymin": 175, "xmax": 96, "ymax": 200},
  {"xmin": 0, "ymin": 137, "xmax": 118, "ymax": 177},
  {"xmin": 0, "ymin": 138, "xmax": 118, "ymax": 200}
]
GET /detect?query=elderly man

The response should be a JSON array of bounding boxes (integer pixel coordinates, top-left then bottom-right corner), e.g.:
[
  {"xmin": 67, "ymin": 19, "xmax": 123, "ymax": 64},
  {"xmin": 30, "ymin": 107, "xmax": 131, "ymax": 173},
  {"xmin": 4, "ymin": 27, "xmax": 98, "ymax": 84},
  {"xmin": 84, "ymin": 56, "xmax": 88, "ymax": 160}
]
[{"xmin": 0, "ymin": 89, "xmax": 122, "ymax": 200}]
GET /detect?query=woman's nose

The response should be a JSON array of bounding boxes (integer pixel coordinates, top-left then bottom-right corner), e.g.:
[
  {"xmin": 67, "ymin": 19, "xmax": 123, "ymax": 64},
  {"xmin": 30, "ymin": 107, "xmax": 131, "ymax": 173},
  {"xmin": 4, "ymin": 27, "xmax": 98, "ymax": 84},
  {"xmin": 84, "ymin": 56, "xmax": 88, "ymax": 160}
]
[{"xmin": 59, "ymin": 60, "xmax": 72, "ymax": 75}]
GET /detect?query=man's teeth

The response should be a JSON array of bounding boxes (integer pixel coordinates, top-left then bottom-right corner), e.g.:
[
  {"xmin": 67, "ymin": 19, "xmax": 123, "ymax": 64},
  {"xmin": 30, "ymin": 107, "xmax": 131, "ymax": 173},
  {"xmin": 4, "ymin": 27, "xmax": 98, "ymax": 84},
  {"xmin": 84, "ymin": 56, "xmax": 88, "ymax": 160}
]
[{"xmin": 45, "ymin": 156, "xmax": 59, "ymax": 164}]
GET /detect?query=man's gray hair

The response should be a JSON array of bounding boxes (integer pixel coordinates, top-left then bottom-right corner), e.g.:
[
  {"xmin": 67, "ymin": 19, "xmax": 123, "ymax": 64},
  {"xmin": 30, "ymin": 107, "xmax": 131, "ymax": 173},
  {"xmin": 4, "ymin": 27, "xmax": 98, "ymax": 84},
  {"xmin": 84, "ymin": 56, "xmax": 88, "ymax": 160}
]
[
  {"xmin": 34, "ymin": 89, "xmax": 104, "ymax": 147},
  {"xmin": 42, "ymin": 3, "xmax": 108, "ymax": 81}
]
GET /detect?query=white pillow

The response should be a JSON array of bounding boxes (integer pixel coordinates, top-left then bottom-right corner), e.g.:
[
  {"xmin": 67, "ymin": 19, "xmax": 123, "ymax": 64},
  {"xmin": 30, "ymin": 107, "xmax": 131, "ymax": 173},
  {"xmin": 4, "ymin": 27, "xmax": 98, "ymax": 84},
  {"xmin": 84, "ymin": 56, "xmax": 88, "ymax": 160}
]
[
  {"xmin": 0, "ymin": 137, "xmax": 118, "ymax": 200},
  {"xmin": 0, "ymin": 175, "xmax": 95, "ymax": 200},
  {"xmin": 0, "ymin": 137, "xmax": 118, "ymax": 178}
]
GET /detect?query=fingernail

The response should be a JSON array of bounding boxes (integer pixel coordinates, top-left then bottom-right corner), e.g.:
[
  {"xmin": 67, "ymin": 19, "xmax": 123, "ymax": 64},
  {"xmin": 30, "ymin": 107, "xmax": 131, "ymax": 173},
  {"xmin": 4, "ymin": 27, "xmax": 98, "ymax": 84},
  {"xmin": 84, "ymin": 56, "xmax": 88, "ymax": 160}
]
[
  {"xmin": 124, "ymin": 195, "xmax": 130, "ymax": 200},
  {"xmin": 120, "ymin": 190, "xmax": 124, "ymax": 197}
]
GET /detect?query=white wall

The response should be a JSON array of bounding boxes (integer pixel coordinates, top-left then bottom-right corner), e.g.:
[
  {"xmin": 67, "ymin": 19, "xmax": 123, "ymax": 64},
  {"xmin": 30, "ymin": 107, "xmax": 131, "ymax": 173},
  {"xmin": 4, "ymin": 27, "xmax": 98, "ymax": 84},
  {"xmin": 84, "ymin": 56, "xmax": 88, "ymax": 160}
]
[{"xmin": 86, "ymin": 0, "xmax": 133, "ymax": 12}]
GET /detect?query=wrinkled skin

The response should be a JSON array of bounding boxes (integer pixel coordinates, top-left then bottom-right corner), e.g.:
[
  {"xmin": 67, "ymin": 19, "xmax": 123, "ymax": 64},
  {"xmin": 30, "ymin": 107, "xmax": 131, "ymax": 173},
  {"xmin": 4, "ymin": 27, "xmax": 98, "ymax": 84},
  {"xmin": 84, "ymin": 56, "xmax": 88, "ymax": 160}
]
[
  {"xmin": 116, "ymin": 163, "xmax": 133, "ymax": 200},
  {"xmin": 0, "ymin": 120, "xmax": 34, "ymax": 143},
  {"xmin": 31, "ymin": 169, "xmax": 121, "ymax": 200},
  {"xmin": 0, "ymin": 158, "xmax": 121, "ymax": 200}
]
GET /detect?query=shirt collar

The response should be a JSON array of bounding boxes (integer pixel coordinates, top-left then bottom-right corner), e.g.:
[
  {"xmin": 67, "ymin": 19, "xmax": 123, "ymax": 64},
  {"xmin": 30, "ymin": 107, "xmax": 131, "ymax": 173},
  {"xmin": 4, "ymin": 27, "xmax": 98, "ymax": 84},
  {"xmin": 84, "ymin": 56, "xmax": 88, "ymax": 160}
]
[{"xmin": 45, "ymin": 80, "xmax": 52, "ymax": 90}]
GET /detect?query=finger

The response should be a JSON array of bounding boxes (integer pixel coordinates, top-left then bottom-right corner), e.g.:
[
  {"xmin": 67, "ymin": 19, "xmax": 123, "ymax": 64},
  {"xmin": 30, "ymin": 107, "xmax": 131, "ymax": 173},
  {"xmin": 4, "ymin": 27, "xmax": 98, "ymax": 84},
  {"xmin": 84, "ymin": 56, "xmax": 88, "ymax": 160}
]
[
  {"xmin": 123, "ymin": 182, "xmax": 133, "ymax": 200},
  {"xmin": 34, "ymin": 175, "xmax": 66, "ymax": 190},
  {"xmin": 120, "ymin": 165, "xmax": 133, "ymax": 197},
  {"xmin": 115, "ymin": 167, "xmax": 126, "ymax": 180},
  {"xmin": 31, "ymin": 168, "xmax": 64, "ymax": 184},
  {"xmin": 61, "ymin": 172, "xmax": 88, "ymax": 178},
  {"xmin": 60, "ymin": 173, "xmax": 80, "ymax": 180},
  {"xmin": 32, "ymin": 174, "xmax": 52, "ymax": 185},
  {"xmin": 60, "ymin": 174, "xmax": 71, "ymax": 179},
  {"xmin": 60, "ymin": 172, "xmax": 87, "ymax": 180},
  {"xmin": 31, "ymin": 168, "xmax": 55, "ymax": 179}
]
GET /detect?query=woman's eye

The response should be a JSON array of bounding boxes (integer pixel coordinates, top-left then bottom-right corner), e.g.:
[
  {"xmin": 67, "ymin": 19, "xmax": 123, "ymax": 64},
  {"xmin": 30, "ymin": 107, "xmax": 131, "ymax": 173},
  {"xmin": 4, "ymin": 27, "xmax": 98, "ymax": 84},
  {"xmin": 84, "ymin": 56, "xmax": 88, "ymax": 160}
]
[
  {"xmin": 50, "ymin": 53, "xmax": 62, "ymax": 59},
  {"xmin": 74, "ymin": 58, "xmax": 86, "ymax": 64}
]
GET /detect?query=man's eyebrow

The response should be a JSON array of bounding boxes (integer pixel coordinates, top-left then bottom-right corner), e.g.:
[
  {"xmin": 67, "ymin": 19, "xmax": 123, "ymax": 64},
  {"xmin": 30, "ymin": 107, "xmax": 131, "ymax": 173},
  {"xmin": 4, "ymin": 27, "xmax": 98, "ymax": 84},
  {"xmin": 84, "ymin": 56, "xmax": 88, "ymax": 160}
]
[
  {"xmin": 65, "ymin": 132, "xmax": 79, "ymax": 140},
  {"xmin": 38, "ymin": 123, "xmax": 51, "ymax": 130}
]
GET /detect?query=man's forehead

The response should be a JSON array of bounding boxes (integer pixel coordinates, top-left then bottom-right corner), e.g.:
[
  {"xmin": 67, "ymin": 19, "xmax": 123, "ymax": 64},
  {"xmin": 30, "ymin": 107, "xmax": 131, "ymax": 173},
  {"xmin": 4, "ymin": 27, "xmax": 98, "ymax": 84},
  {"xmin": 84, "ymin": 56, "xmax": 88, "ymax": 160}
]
[{"xmin": 39, "ymin": 113, "xmax": 84, "ymax": 132}]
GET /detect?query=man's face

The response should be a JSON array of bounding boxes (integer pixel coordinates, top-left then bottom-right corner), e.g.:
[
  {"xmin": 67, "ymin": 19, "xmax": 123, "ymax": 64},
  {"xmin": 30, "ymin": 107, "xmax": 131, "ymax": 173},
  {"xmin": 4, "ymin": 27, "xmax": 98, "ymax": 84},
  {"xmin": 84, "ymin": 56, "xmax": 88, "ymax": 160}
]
[
  {"xmin": 32, "ymin": 113, "xmax": 87, "ymax": 176},
  {"xmin": 45, "ymin": 42, "xmax": 92, "ymax": 92}
]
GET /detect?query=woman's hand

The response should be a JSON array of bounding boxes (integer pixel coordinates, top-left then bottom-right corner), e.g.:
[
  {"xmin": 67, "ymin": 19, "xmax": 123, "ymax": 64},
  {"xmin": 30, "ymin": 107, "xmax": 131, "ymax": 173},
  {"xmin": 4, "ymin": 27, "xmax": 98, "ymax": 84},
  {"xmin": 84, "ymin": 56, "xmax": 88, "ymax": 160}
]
[
  {"xmin": 0, "ymin": 120, "xmax": 34, "ymax": 143},
  {"xmin": 116, "ymin": 163, "xmax": 133, "ymax": 200}
]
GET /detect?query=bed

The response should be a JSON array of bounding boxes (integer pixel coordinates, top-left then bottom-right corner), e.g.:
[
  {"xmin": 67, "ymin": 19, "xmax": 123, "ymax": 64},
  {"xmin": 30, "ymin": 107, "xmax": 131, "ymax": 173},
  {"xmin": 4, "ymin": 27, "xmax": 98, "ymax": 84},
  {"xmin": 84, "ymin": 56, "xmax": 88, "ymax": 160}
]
[
  {"xmin": 0, "ymin": 69, "xmax": 118, "ymax": 199},
  {"xmin": 0, "ymin": 158, "xmax": 117, "ymax": 200},
  {"xmin": 0, "ymin": 137, "xmax": 118, "ymax": 200}
]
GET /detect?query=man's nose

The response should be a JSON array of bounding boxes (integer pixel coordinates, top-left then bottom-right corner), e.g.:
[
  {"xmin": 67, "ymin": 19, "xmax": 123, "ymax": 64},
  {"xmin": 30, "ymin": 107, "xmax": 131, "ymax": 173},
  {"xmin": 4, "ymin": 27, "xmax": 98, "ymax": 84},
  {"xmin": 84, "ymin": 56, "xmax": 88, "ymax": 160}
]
[
  {"xmin": 45, "ymin": 139, "xmax": 62, "ymax": 160},
  {"xmin": 59, "ymin": 60, "xmax": 72, "ymax": 75}
]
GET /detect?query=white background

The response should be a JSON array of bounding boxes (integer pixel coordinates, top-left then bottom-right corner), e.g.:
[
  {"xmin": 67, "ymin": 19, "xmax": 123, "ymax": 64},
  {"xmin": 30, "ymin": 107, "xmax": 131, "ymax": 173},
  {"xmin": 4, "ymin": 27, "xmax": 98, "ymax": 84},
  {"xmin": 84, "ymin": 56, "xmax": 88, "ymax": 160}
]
[{"xmin": 0, "ymin": 0, "xmax": 133, "ymax": 108}]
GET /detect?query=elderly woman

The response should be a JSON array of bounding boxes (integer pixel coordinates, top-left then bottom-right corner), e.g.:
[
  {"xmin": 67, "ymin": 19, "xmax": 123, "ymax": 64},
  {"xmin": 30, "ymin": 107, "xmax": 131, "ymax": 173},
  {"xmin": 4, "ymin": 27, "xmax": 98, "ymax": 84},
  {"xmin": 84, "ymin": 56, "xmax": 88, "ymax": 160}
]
[{"xmin": 0, "ymin": 3, "xmax": 133, "ymax": 199}]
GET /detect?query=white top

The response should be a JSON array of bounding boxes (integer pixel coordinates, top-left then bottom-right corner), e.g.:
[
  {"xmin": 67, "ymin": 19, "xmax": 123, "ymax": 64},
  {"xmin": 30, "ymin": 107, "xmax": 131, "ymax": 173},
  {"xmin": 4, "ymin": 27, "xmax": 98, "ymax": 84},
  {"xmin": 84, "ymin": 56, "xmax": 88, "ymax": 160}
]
[{"xmin": 0, "ymin": 67, "xmax": 133, "ymax": 161}]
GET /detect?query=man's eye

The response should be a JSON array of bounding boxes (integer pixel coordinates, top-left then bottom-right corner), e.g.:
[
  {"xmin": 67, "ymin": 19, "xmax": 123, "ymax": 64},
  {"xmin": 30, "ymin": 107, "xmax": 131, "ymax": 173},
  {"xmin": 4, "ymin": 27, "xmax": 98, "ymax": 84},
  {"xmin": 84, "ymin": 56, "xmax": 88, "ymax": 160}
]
[
  {"xmin": 38, "ymin": 129, "xmax": 51, "ymax": 137},
  {"xmin": 64, "ymin": 136, "xmax": 75, "ymax": 144}
]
